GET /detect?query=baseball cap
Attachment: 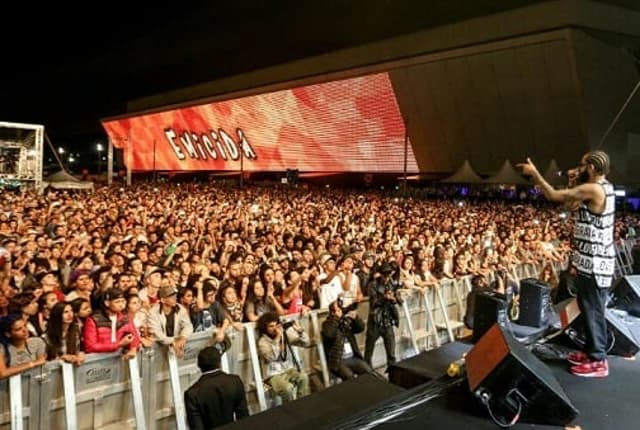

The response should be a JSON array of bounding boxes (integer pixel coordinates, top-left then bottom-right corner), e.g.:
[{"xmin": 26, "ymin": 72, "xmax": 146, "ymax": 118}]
[
  {"xmin": 319, "ymin": 253, "xmax": 335, "ymax": 266},
  {"xmin": 145, "ymin": 266, "xmax": 165, "ymax": 278},
  {"xmin": 159, "ymin": 285, "xmax": 178, "ymax": 299}
]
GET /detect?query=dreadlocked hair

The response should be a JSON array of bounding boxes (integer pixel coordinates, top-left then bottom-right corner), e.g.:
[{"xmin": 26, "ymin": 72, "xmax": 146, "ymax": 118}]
[{"xmin": 584, "ymin": 150, "xmax": 610, "ymax": 175}]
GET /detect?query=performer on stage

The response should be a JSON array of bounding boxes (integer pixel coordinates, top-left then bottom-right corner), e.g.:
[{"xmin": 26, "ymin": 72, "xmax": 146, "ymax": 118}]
[{"xmin": 518, "ymin": 150, "xmax": 614, "ymax": 378}]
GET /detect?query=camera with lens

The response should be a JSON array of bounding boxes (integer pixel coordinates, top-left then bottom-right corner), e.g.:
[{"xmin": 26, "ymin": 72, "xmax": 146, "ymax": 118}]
[
  {"xmin": 338, "ymin": 295, "xmax": 358, "ymax": 313},
  {"xmin": 282, "ymin": 320, "xmax": 296, "ymax": 330}
]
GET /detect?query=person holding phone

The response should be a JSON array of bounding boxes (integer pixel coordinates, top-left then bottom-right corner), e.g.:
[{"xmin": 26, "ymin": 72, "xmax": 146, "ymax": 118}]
[{"xmin": 83, "ymin": 288, "xmax": 140, "ymax": 359}]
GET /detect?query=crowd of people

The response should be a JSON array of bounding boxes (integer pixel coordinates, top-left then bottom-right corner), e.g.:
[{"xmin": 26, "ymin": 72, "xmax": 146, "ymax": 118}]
[{"xmin": 0, "ymin": 182, "xmax": 637, "ymax": 382}]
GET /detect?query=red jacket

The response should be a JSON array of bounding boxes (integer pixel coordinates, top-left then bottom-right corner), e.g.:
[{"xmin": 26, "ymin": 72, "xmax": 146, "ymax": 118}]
[{"xmin": 83, "ymin": 311, "xmax": 141, "ymax": 353}]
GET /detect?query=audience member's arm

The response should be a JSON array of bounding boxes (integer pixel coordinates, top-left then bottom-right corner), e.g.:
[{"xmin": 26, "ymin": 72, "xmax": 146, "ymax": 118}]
[
  {"xmin": 0, "ymin": 350, "xmax": 46, "ymax": 379},
  {"xmin": 83, "ymin": 317, "xmax": 118, "ymax": 353},
  {"xmin": 147, "ymin": 310, "xmax": 172, "ymax": 345},
  {"xmin": 286, "ymin": 324, "xmax": 311, "ymax": 347},
  {"xmin": 194, "ymin": 281, "xmax": 206, "ymax": 311}
]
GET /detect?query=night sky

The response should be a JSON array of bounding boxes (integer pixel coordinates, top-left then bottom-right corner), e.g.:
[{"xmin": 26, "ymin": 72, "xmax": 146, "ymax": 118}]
[{"xmin": 1, "ymin": 1, "xmax": 633, "ymax": 167}]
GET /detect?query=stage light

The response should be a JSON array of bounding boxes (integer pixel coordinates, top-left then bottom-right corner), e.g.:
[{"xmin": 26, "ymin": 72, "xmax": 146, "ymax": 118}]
[
  {"xmin": 96, "ymin": 143, "xmax": 104, "ymax": 152},
  {"xmin": 68, "ymin": 156, "xmax": 75, "ymax": 163},
  {"xmin": 615, "ymin": 189, "xmax": 626, "ymax": 197},
  {"xmin": 58, "ymin": 147, "xmax": 65, "ymax": 154}
]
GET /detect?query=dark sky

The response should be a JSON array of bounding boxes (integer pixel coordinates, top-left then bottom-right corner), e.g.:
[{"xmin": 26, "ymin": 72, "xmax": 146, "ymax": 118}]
[{"xmin": 2, "ymin": 1, "xmax": 633, "ymax": 153}]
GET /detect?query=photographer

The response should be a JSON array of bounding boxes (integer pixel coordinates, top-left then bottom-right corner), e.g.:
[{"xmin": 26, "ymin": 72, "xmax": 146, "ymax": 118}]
[
  {"xmin": 257, "ymin": 312, "xmax": 310, "ymax": 402},
  {"xmin": 364, "ymin": 262, "xmax": 401, "ymax": 368},
  {"xmin": 321, "ymin": 299, "xmax": 374, "ymax": 380}
]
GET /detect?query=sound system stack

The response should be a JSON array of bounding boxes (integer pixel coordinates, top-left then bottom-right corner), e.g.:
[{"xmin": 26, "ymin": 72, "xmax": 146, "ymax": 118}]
[
  {"xmin": 466, "ymin": 324, "xmax": 579, "ymax": 426},
  {"xmin": 554, "ymin": 293, "xmax": 640, "ymax": 357},
  {"xmin": 565, "ymin": 309, "xmax": 640, "ymax": 357},
  {"xmin": 517, "ymin": 278, "xmax": 551, "ymax": 328},
  {"xmin": 610, "ymin": 275, "xmax": 640, "ymax": 317}
]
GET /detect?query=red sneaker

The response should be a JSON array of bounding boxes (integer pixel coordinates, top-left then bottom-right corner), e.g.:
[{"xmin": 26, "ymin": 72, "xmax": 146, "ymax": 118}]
[
  {"xmin": 570, "ymin": 359, "xmax": 609, "ymax": 378},
  {"xmin": 566, "ymin": 351, "xmax": 589, "ymax": 366}
]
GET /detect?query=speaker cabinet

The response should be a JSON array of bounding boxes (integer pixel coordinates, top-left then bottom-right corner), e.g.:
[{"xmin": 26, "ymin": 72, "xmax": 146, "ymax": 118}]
[
  {"xmin": 466, "ymin": 324, "xmax": 578, "ymax": 426},
  {"xmin": 611, "ymin": 275, "xmax": 640, "ymax": 317},
  {"xmin": 566, "ymin": 308, "xmax": 640, "ymax": 357},
  {"xmin": 517, "ymin": 278, "xmax": 551, "ymax": 328},
  {"xmin": 556, "ymin": 298, "xmax": 580, "ymax": 329},
  {"xmin": 472, "ymin": 292, "xmax": 508, "ymax": 342}
]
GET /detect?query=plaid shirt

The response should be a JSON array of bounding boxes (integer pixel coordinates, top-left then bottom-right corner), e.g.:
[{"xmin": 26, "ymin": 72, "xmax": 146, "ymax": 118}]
[{"xmin": 321, "ymin": 315, "xmax": 365, "ymax": 371}]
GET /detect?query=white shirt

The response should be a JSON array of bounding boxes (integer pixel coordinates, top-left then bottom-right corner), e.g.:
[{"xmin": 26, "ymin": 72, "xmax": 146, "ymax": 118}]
[
  {"xmin": 319, "ymin": 276, "xmax": 343, "ymax": 309},
  {"xmin": 110, "ymin": 315, "xmax": 117, "ymax": 343}
]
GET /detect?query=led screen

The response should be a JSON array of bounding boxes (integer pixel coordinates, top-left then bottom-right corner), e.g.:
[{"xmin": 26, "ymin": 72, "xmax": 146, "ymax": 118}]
[{"xmin": 102, "ymin": 73, "xmax": 418, "ymax": 172}]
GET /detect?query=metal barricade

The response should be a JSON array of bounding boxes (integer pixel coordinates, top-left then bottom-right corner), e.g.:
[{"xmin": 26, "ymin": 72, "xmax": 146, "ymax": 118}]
[
  {"xmin": 150, "ymin": 329, "xmax": 213, "ymax": 430},
  {"xmin": 40, "ymin": 352, "xmax": 140, "ymax": 430},
  {"xmin": 2, "ymin": 262, "xmax": 563, "ymax": 428},
  {"xmin": 433, "ymin": 280, "xmax": 464, "ymax": 343}
]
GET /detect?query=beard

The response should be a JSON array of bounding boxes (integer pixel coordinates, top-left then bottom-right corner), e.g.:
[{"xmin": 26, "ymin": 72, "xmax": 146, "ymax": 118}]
[{"xmin": 577, "ymin": 169, "xmax": 590, "ymax": 184}]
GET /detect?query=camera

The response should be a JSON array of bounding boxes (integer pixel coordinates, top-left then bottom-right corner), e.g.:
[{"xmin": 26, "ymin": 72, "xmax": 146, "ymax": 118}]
[
  {"xmin": 338, "ymin": 295, "xmax": 358, "ymax": 313},
  {"xmin": 282, "ymin": 320, "xmax": 296, "ymax": 330}
]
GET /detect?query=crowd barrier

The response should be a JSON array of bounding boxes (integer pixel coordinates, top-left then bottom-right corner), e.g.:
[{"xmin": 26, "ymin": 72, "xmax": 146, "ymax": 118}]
[
  {"xmin": 615, "ymin": 238, "xmax": 637, "ymax": 278},
  {"xmin": 1, "ymin": 259, "xmax": 589, "ymax": 430}
]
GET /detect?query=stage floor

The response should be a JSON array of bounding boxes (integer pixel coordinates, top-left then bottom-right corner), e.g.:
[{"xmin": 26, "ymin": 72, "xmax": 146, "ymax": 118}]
[{"xmin": 376, "ymin": 355, "xmax": 640, "ymax": 429}]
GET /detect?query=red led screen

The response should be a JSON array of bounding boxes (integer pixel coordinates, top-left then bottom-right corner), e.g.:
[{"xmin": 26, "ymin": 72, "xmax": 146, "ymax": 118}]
[{"xmin": 102, "ymin": 73, "xmax": 419, "ymax": 172}]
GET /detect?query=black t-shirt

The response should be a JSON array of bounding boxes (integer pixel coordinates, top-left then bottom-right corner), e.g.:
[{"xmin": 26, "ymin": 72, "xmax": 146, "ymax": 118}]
[{"xmin": 209, "ymin": 301, "xmax": 228, "ymax": 327}]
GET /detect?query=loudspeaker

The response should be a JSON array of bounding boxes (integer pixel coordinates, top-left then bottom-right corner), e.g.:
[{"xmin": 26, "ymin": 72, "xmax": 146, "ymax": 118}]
[
  {"xmin": 555, "ymin": 298, "xmax": 580, "ymax": 329},
  {"xmin": 387, "ymin": 342, "xmax": 472, "ymax": 389},
  {"xmin": 466, "ymin": 324, "xmax": 578, "ymax": 426},
  {"xmin": 517, "ymin": 278, "xmax": 551, "ymax": 328},
  {"xmin": 566, "ymin": 308, "xmax": 640, "ymax": 357},
  {"xmin": 633, "ymin": 246, "xmax": 640, "ymax": 274},
  {"xmin": 472, "ymin": 292, "xmax": 508, "ymax": 342},
  {"xmin": 610, "ymin": 275, "xmax": 640, "ymax": 317}
]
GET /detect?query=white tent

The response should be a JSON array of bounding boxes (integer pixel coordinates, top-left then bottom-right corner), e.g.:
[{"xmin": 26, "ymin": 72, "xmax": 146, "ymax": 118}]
[
  {"xmin": 543, "ymin": 159, "xmax": 566, "ymax": 187},
  {"xmin": 440, "ymin": 160, "xmax": 483, "ymax": 183},
  {"xmin": 43, "ymin": 170, "xmax": 94, "ymax": 190},
  {"xmin": 484, "ymin": 160, "xmax": 530, "ymax": 185}
]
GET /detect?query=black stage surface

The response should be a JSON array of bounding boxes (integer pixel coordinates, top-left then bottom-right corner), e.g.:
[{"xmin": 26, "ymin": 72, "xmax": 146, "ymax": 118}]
[
  {"xmin": 219, "ymin": 373, "xmax": 404, "ymax": 430},
  {"xmin": 388, "ymin": 342, "xmax": 472, "ymax": 388},
  {"xmin": 377, "ymin": 355, "xmax": 640, "ymax": 430}
]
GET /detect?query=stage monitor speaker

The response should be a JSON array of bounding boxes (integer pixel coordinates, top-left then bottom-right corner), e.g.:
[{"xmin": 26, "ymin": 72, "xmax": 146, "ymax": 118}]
[
  {"xmin": 633, "ymin": 246, "xmax": 640, "ymax": 274},
  {"xmin": 472, "ymin": 292, "xmax": 508, "ymax": 343},
  {"xmin": 566, "ymin": 308, "xmax": 640, "ymax": 357},
  {"xmin": 517, "ymin": 278, "xmax": 551, "ymax": 328},
  {"xmin": 555, "ymin": 298, "xmax": 580, "ymax": 329},
  {"xmin": 466, "ymin": 324, "xmax": 578, "ymax": 427},
  {"xmin": 610, "ymin": 275, "xmax": 640, "ymax": 317}
]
